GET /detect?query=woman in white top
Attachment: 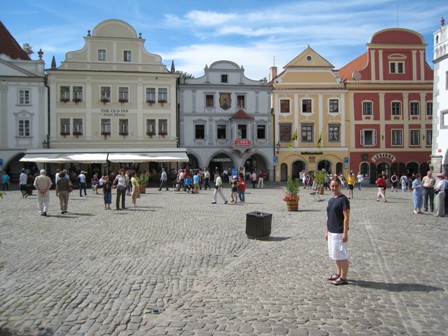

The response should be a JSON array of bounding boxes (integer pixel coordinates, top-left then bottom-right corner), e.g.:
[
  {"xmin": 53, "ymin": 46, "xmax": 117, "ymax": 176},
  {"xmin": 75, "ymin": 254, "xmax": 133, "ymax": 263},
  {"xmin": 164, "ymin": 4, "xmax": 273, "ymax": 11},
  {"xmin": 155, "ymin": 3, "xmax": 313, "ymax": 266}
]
[
  {"xmin": 434, "ymin": 173, "xmax": 447, "ymax": 217},
  {"xmin": 113, "ymin": 168, "xmax": 129, "ymax": 210}
]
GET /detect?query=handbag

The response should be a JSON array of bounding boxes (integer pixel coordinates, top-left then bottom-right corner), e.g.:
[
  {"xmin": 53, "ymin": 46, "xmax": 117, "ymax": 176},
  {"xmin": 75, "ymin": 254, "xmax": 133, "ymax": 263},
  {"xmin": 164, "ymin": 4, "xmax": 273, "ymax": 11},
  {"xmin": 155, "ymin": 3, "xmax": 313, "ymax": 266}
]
[
  {"xmin": 68, "ymin": 181, "xmax": 73, "ymax": 193},
  {"xmin": 435, "ymin": 190, "xmax": 440, "ymax": 195}
]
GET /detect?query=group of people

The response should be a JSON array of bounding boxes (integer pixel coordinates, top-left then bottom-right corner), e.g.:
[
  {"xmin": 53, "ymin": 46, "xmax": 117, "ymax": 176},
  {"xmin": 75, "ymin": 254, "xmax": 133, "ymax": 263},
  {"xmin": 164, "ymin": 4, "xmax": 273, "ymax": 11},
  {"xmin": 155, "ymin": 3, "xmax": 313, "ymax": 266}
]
[
  {"xmin": 212, "ymin": 171, "xmax": 246, "ymax": 204},
  {"xmin": 410, "ymin": 171, "xmax": 448, "ymax": 216}
]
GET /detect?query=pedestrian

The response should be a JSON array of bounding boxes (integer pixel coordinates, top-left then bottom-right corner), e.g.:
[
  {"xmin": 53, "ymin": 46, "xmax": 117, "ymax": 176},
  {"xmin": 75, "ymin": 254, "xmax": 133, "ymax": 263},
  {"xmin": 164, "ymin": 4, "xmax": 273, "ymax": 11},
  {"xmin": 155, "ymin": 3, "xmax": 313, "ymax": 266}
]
[
  {"xmin": 434, "ymin": 173, "xmax": 447, "ymax": 217},
  {"xmin": 346, "ymin": 173, "xmax": 355, "ymax": 199},
  {"xmin": 238, "ymin": 173, "xmax": 246, "ymax": 203},
  {"xmin": 78, "ymin": 171, "xmax": 87, "ymax": 197},
  {"xmin": 91, "ymin": 173, "xmax": 99, "ymax": 194},
  {"xmin": 258, "ymin": 170, "xmax": 265, "ymax": 189},
  {"xmin": 159, "ymin": 167, "xmax": 169, "ymax": 191},
  {"xmin": 19, "ymin": 168, "xmax": 28, "ymax": 197},
  {"xmin": 203, "ymin": 168, "xmax": 211, "ymax": 190},
  {"xmin": 212, "ymin": 171, "xmax": 228, "ymax": 204},
  {"xmin": 251, "ymin": 171, "xmax": 257, "ymax": 189},
  {"xmin": 390, "ymin": 172, "xmax": 398, "ymax": 192},
  {"xmin": 375, "ymin": 174, "xmax": 387, "ymax": 202},
  {"xmin": 33, "ymin": 169, "xmax": 53, "ymax": 216},
  {"xmin": 193, "ymin": 171, "xmax": 200, "ymax": 194},
  {"xmin": 422, "ymin": 171, "xmax": 436, "ymax": 212},
  {"xmin": 55, "ymin": 171, "xmax": 70, "ymax": 214},
  {"xmin": 2, "ymin": 171, "xmax": 10, "ymax": 191},
  {"xmin": 54, "ymin": 169, "xmax": 60, "ymax": 184},
  {"xmin": 412, "ymin": 173, "xmax": 423, "ymax": 214},
  {"xmin": 230, "ymin": 175, "xmax": 238, "ymax": 203},
  {"xmin": 113, "ymin": 168, "xmax": 128, "ymax": 210},
  {"xmin": 131, "ymin": 171, "xmax": 140, "ymax": 207},
  {"xmin": 326, "ymin": 176, "xmax": 350, "ymax": 286},
  {"xmin": 382, "ymin": 170, "xmax": 389, "ymax": 198},
  {"xmin": 356, "ymin": 172, "xmax": 363, "ymax": 191},
  {"xmin": 102, "ymin": 176, "xmax": 113, "ymax": 210},
  {"xmin": 400, "ymin": 173, "xmax": 408, "ymax": 192}
]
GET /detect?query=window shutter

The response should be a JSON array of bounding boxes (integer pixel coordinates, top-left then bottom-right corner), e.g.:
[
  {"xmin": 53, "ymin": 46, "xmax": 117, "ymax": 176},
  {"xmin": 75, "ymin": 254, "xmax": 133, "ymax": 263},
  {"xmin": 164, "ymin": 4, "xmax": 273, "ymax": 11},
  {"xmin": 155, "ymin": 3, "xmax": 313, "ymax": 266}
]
[
  {"xmin": 360, "ymin": 130, "xmax": 364, "ymax": 145},
  {"xmin": 373, "ymin": 130, "xmax": 377, "ymax": 146}
]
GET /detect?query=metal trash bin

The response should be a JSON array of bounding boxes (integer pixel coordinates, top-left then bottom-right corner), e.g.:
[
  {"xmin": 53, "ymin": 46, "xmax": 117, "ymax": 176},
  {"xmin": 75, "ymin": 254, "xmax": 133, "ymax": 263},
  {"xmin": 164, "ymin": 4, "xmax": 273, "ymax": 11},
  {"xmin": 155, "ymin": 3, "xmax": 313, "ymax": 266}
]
[{"xmin": 246, "ymin": 211, "xmax": 272, "ymax": 240}]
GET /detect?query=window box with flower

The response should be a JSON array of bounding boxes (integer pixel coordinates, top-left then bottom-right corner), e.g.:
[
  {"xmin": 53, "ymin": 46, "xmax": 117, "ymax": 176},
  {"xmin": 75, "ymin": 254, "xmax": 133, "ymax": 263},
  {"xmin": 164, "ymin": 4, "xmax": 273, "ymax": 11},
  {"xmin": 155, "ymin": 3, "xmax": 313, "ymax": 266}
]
[
  {"xmin": 100, "ymin": 98, "xmax": 110, "ymax": 104},
  {"xmin": 60, "ymin": 132, "xmax": 70, "ymax": 137},
  {"xmin": 159, "ymin": 132, "xmax": 167, "ymax": 137},
  {"xmin": 158, "ymin": 99, "xmax": 167, "ymax": 106},
  {"xmin": 119, "ymin": 132, "xmax": 128, "ymax": 136},
  {"xmin": 101, "ymin": 132, "xmax": 110, "ymax": 138},
  {"xmin": 60, "ymin": 98, "xmax": 70, "ymax": 103},
  {"xmin": 73, "ymin": 98, "xmax": 82, "ymax": 104},
  {"xmin": 146, "ymin": 131, "xmax": 155, "ymax": 137},
  {"xmin": 73, "ymin": 132, "xmax": 83, "ymax": 137},
  {"xmin": 146, "ymin": 99, "xmax": 156, "ymax": 105},
  {"xmin": 119, "ymin": 98, "xmax": 128, "ymax": 103}
]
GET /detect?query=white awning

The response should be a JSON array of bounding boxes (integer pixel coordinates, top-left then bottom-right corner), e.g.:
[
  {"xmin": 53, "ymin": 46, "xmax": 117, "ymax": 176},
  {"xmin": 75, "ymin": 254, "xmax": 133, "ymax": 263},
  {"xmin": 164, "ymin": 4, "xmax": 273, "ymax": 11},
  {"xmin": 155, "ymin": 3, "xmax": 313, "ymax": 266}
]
[
  {"xmin": 20, "ymin": 154, "xmax": 70, "ymax": 163},
  {"xmin": 108, "ymin": 152, "xmax": 189, "ymax": 163},
  {"xmin": 62, "ymin": 153, "xmax": 108, "ymax": 163}
]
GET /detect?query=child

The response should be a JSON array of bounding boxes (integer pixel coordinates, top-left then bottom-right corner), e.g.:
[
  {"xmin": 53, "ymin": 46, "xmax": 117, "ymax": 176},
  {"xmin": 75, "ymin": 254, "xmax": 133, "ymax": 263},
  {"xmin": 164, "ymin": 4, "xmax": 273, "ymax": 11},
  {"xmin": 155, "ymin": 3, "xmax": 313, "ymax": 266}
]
[
  {"xmin": 184, "ymin": 176, "xmax": 192, "ymax": 193},
  {"xmin": 238, "ymin": 174, "xmax": 246, "ymax": 203},
  {"xmin": 102, "ymin": 175, "xmax": 113, "ymax": 210},
  {"xmin": 230, "ymin": 176, "xmax": 238, "ymax": 203}
]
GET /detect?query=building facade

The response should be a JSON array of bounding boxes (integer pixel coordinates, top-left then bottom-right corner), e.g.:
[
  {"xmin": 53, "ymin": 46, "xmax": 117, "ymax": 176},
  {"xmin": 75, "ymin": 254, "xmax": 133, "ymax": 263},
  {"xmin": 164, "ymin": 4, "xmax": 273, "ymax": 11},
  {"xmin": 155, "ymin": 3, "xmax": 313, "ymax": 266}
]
[
  {"xmin": 42, "ymin": 19, "xmax": 183, "ymax": 175},
  {"xmin": 432, "ymin": 17, "xmax": 448, "ymax": 175},
  {"xmin": 271, "ymin": 46, "xmax": 348, "ymax": 181},
  {"xmin": 179, "ymin": 61, "xmax": 273, "ymax": 179},
  {"xmin": 0, "ymin": 21, "xmax": 47, "ymax": 178},
  {"xmin": 339, "ymin": 28, "xmax": 433, "ymax": 182}
]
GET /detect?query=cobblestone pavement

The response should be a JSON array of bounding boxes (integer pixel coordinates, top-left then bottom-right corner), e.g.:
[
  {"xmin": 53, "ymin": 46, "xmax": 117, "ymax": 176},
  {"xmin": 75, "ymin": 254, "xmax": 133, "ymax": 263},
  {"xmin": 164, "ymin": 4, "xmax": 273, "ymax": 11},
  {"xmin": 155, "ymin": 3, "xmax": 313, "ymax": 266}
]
[{"xmin": 0, "ymin": 183, "xmax": 447, "ymax": 336}]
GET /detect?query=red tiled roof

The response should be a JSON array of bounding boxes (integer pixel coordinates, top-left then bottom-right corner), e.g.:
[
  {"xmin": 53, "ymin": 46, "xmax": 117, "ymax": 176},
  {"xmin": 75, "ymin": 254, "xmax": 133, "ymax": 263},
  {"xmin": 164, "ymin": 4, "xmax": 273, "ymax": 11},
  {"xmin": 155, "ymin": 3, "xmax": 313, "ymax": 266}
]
[
  {"xmin": 338, "ymin": 52, "xmax": 367, "ymax": 82},
  {"xmin": 229, "ymin": 109, "xmax": 254, "ymax": 120},
  {"xmin": 0, "ymin": 21, "xmax": 31, "ymax": 60}
]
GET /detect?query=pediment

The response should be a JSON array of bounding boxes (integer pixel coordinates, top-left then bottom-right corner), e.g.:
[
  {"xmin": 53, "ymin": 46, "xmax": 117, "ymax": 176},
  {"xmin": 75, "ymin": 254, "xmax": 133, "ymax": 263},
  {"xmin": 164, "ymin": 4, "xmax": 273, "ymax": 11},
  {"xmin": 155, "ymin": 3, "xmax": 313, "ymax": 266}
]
[
  {"xmin": 284, "ymin": 46, "xmax": 334, "ymax": 68},
  {"xmin": 13, "ymin": 110, "xmax": 34, "ymax": 118}
]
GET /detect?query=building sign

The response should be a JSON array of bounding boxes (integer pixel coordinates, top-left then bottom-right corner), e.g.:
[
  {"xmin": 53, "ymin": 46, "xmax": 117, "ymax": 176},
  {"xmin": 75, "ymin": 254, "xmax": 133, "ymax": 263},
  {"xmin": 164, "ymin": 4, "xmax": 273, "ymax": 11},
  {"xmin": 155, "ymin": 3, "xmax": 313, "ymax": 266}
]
[
  {"xmin": 371, "ymin": 153, "xmax": 397, "ymax": 163},
  {"xmin": 234, "ymin": 139, "xmax": 251, "ymax": 146},
  {"xmin": 212, "ymin": 158, "xmax": 232, "ymax": 162},
  {"xmin": 101, "ymin": 109, "xmax": 128, "ymax": 116}
]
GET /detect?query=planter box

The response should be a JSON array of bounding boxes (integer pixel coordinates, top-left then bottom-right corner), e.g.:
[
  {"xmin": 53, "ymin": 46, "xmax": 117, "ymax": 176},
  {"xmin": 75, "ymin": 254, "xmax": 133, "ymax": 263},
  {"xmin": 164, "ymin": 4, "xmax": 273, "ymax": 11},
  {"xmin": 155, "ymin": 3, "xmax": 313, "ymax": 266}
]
[
  {"xmin": 139, "ymin": 185, "xmax": 146, "ymax": 194},
  {"xmin": 246, "ymin": 211, "xmax": 272, "ymax": 240}
]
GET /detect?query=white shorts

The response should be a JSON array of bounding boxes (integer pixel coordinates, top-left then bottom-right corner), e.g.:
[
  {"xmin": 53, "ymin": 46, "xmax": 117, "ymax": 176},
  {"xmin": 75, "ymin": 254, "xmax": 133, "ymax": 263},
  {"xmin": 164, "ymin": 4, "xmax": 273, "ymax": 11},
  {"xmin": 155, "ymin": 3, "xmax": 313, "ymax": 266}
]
[{"xmin": 328, "ymin": 232, "xmax": 348, "ymax": 260}]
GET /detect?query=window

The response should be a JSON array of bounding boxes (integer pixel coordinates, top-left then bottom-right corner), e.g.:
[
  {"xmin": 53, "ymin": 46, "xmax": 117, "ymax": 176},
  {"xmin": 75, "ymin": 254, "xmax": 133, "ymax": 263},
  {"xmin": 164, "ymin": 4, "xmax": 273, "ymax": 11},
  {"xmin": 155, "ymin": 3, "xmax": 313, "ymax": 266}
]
[
  {"xmin": 18, "ymin": 120, "xmax": 30, "ymax": 136},
  {"xmin": 362, "ymin": 101, "xmax": 372, "ymax": 115},
  {"xmin": 280, "ymin": 99, "xmax": 290, "ymax": 113},
  {"xmin": 146, "ymin": 119, "xmax": 156, "ymax": 135},
  {"xmin": 146, "ymin": 88, "xmax": 156, "ymax": 103},
  {"xmin": 119, "ymin": 119, "xmax": 128, "ymax": 135},
  {"xmin": 390, "ymin": 62, "xmax": 404, "ymax": 74},
  {"xmin": 101, "ymin": 87, "xmax": 111, "ymax": 101},
  {"xmin": 60, "ymin": 86, "xmax": 70, "ymax": 101},
  {"xmin": 302, "ymin": 99, "xmax": 312, "ymax": 113},
  {"xmin": 329, "ymin": 99, "xmax": 339, "ymax": 113},
  {"xmin": 19, "ymin": 89, "xmax": 30, "ymax": 104},
  {"xmin": 73, "ymin": 86, "xmax": 83, "ymax": 102},
  {"xmin": 360, "ymin": 130, "xmax": 376, "ymax": 146},
  {"xmin": 237, "ymin": 125, "xmax": 247, "ymax": 139},
  {"xmin": 426, "ymin": 102, "xmax": 433, "ymax": 116},
  {"xmin": 101, "ymin": 119, "xmax": 111, "ymax": 135},
  {"xmin": 391, "ymin": 102, "xmax": 401, "ymax": 115},
  {"xmin": 301, "ymin": 124, "xmax": 313, "ymax": 142},
  {"xmin": 410, "ymin": 130, "xmax": 420, "ymax": 145},
  {"xmin": 328, "ymin": 125, "xmax": 340, "ymax": 141},
  {"xmin": 426, "ymin": 130, "xmax": 432, "ymax": 146},
  {"xmin": 217, "ymin": 125, "xmax": 226, "ymax": 139},
  {"xmin": 123, "ymin": 51, "xmax": 131, "ymax": 62},
  {"xmin": 158, "ymin": 119, "xmax": 167, "ymax": 135},
  {"xmin": 73, "ymin": 119, "xmax": 83, "ymax": 135},
  {"xmin": 158, "ymin": 88, "xmax": 168, "ymax": 102},
  {"xmin": 360, "ymin": 162, "xmax": 370, "ymax": 177},
  {"xmin": 391, "ymin": 130, "xmax": 402, "ymax": 145},
  {"xmin": 119, "ymin": 87, "xmax": 129, "ymax": 102},
  {"xmin": 279, "ymin": 125, "xmax": 291, "ymax": 141},
  {"xmin": 257, "ymin": 125, "xmax": 266, "ymax": 139},
  {"xmin": 237, "ymin": 95, "xmax": 245, "ymax": 108},
  {"xmin": 410, "ymin": 102, "xmax": 419, "ymax": 116},
  {"xmin": 98, "ymin": 49, "xmax": 106, "ymax": 61},
  {"xmin": 206, "ymin": 95, "xmax": 214, "ymax": 107},
  {"xmin": 221, "ymin": 75, "xmax": 228, "ymax": 83},
  {"xmin": 60, "ymin": 118, "xmax": 70, "ymax": 135},
  {"xmin": 195, "ymin": 125, "xmax": 205, "ymax": 139}
]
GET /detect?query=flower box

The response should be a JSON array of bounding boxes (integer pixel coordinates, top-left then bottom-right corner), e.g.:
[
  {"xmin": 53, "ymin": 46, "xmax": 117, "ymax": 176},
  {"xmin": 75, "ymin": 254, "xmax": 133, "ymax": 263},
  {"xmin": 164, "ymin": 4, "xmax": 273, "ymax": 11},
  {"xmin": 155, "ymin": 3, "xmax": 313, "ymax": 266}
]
[
  {"xmin": 73, "ymin": 132, "xmax": 83, "ymax": 137},
  {"xmin": 101, "ymin": 132, "xmax": 110, "ymax": 137},
  {"xmin": 159, "ymin": 132, "xmax": 167, "ymax": 137},
  {"xmin": 146, "ymin": 132, "xmax": 155, "ymax": 137},
  {"xmin": 119, "ymin": 132, "xmax": 128, "ymax": 136},
  {"xmin": 60, "ymin": 98, "xmax": 70, "ymax": 103},
  {"xmin": 146, "ymin": 99, "xmax": 156, "ymax": 105},
  {"xmin": 73, "ymin": 98, "xmax": 82, "ymax": 104},
  {"xmin": 100, "ymin": 98, "xmax": 110, "ymax": 104},
  {"xmin": 60, "ymin": 132, "xmax": 70, "ymax": 136},
  {"xmin": 119, "ymin": 98, "xmax": 128, "ymax": 103},
  {"xmin": 158, "ymin": 99, "xmax": 167, "ymax": 106}
]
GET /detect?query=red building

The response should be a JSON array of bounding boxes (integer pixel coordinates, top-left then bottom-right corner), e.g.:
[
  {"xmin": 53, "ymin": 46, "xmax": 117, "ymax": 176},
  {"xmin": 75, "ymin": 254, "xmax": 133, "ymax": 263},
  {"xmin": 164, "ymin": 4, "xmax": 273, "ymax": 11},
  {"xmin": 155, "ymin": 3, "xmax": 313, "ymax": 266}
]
[{"xmin": 339, "ymin": 28, "xmax": 433, "ymax": 183}]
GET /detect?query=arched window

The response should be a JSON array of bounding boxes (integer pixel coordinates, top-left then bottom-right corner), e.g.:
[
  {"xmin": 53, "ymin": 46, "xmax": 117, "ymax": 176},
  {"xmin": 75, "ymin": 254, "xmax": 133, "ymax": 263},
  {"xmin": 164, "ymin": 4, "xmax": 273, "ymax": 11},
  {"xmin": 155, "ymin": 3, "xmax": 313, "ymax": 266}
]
[{"xmin": 360, "ymin": 162, "xmax": 370, "ymax": 177}]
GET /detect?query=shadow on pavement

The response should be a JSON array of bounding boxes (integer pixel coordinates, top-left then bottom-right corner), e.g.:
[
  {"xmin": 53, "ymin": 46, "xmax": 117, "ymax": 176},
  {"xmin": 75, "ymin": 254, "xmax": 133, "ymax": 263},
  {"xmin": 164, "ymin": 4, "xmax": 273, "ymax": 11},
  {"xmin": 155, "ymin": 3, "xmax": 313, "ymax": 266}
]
[
  {"xmin": 352, "ymin": 280, "xmax": 443, "ymax": 292},
  {"xmin": 266, "ymin": 236, "xmax": 291, "ymax": 241}
]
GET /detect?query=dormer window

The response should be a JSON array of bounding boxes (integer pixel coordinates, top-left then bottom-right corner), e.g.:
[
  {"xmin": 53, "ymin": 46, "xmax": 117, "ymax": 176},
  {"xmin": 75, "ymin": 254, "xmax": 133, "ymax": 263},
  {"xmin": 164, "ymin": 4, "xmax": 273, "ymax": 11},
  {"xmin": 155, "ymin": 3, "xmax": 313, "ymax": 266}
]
[
  {"xmin": 123, "ymin": 51, "xmax": 131, "ymax": 62},
  {"xmin": 221, "ymin": 74, "xmax": 228, "ymax": 83},
  {"xmin": 98, "ymin": 49, "xmax": 106, "ymax": 61}
]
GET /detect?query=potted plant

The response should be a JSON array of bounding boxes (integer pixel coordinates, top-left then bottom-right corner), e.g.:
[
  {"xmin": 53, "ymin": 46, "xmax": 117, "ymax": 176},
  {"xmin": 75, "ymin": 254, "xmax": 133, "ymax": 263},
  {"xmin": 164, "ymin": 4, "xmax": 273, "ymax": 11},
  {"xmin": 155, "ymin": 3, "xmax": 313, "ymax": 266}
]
[
  {"xmin": 146, "ymin": 99, "xmax": 155, "ymax": 105},
  {"xmin": 138, "ymin": 172, "xmax": 150, "ymax": 193},
  {"xmin": 314, "ymin": 171, "xmax": 327, "ymax": 194},
  {"xmin": 282, "ymin": 176, "xmax": 300, "ymax": 211}
]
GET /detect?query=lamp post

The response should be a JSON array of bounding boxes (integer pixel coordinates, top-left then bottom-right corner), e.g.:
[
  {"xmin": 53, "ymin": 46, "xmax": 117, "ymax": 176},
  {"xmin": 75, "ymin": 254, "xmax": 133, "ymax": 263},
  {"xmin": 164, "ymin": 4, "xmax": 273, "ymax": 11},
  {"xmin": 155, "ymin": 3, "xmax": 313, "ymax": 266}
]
[
  {"xmin": 42, "ymin": 139, "xmax": 49, "ymax": 149},
  {"xmin": 275, "ymin": 141, "xmax": 281, "ymax": 154}
]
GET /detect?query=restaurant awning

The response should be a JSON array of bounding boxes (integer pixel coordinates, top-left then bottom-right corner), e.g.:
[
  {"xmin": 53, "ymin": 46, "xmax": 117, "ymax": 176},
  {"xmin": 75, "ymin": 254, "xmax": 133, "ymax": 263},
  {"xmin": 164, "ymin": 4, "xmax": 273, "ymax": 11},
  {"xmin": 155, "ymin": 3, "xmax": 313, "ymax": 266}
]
[
  {"xmin": 108, "ymin": 152, "xmax": 189, "ymax": 163},
  {"xmin": 62, "ymin": 153, "xmax": 108, "ymax": 163},
  {"xmin": 20, "ymin": 153, "xmax": 69, "ymax": 163}
]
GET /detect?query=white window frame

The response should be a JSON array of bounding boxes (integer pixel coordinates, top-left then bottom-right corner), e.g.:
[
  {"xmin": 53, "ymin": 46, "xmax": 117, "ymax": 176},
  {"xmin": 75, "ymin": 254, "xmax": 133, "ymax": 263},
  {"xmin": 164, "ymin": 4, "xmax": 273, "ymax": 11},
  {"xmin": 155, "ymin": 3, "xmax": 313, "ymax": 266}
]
[
  {"xmin": 73, "ymin": 118, "xmax": 83, "ymax": 135},
  {"xmin": 301, "ymin": 99, "xmax": 313, "ymax": 113},
  {"xmin": 195, "ymin": 124, "xmax": 205, "ymax": 139},
  {"xmin": 329, "ymin": 99, "xmax": 339, "ymax": 113},
  {"xmin": 60, "ymin": 86, "xmax": 70, "ymax": 101},
  {"xmin": 98, "ymin": 49, "xmax": 106, "ymax": 61},
  {"xmin": 301, "ymin": 124, "xmax": 314, "ymax": 142},
  {"xmin": 118, "ymin": 87, "xmax": 129, "ymax": 102},
  {"xmin": 280, "ymin": 99, "xmax": 290, "ymax": 113},
  {"xmin": 328, "ymin": 124, "xmax": 340, "ymax": 142},
  {"xmin": 390, "ymin": 61, "xmax": 404, "ymax": 74},
  {"xmin": 279, "ymin": 125, "xmax": 292, "ymax": 142},
  {"xmin": 391, "ymin": 129, "xmax": 403, "ymax": 146},
  {"xmin": 391, "ymin": 101, "xmax": 401, "ymax": 115},
  {"xmin": 360, "ymin": 129, "xmax": 377, "ymax": 146},
  {"xmin": 123, "ymin": 50, "xmax": 131, "ymax": 62},
  {"xmin": 158, "ymin": 88, "xmax": 168, "ymax": 102},
  {"xmin": 257, "ymin": 124, "xmax": 266, "ymax": 139},
  {"xmin": 18, "ymin": 119, "xmax": 31, "ymax": 137},
  {"xmin": 426, "ymin": 102, "xmax": 433, "ymax": 116},
  {"xmin": 101, "ymin": 87, "xmax": 111, "ymax": 100},
  {"xmin": 410, "ymin": 130, "xmax": 420, "ymax": 146},
  {"xmin": 158, "ymin": 119, "xmax": 168, "ymax": 135},
  {"xmin": 237, "ymin": 94, "xmax": 246, "ymax": 108},
  {"xmin": 426, "ymin": 130, "xmax": 432, "ymax": 146},
  {"xmin": 18, "ymin": 89, "xmax": 31, "ymax": 105},
  {"xmin": 101, "ymin": 119, "xmax": 111, "ymax": 134},
  {"xmin": 146, "ymin": 119, "xmax": 156, "ymax": 135},
  {"xmin": 119, "ymin": 119, "xmax": 129, "ymax": 135},
  {"xmin": 410, "ymin": 101, "xmax": 420, "ymax": 116},
  {"xmin": 362, "ymin": 101, "xmax": 372, "ymax": 116},
  {"xmin": 60, "ymin": 118, "xmax": 70, "ymax": 135}
]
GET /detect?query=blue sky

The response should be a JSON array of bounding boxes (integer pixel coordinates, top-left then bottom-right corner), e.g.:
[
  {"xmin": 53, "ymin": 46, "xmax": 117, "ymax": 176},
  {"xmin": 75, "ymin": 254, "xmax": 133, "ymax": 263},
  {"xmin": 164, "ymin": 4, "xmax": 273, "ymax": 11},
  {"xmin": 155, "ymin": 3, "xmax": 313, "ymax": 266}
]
[{"xmin": 2, "ymin": 0, "xmax": 448, "ymax": 80}]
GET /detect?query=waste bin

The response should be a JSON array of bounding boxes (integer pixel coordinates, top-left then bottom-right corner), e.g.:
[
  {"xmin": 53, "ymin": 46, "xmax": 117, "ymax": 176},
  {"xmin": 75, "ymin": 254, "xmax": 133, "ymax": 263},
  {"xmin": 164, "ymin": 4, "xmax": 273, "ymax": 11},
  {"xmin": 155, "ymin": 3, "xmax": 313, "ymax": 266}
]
[{"xmin": 246, "ymin": 211, "xmax": 272, "ymax": 240}]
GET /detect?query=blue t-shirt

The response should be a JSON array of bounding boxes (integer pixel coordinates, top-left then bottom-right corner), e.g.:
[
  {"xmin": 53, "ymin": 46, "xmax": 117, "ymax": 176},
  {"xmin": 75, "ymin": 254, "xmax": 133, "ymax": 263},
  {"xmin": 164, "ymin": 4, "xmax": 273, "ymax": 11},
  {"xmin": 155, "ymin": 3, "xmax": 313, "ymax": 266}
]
[
  {"xmin": 193, "ymin": 175, "xmax": 199, "ymax": 184},
  {"xmin": 2, "ymin": 174, "xmax": 10, "ymax": 184},
  {"xmin": 326, "ymin": 194, "xmax": 350, "ymax": 234},
  {"xmin": 412, "ymin": 179, "xmax": 423, "ymax": 196},
  {"xmin": 184, "ymin": 178, "xmax": 191, "ymax": 186}
]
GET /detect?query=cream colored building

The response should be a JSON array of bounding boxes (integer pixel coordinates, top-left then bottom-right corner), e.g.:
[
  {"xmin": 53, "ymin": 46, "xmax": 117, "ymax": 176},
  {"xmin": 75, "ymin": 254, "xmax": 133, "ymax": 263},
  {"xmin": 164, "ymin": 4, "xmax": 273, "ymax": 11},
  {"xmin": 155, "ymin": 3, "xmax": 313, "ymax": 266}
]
[
  {"xmin": 271, "ymin": 46, "xmax": 348, "ymax": 181},
  {"xmin": 32, "ymin": 19, "xmax": 185, "ymax": 174}
]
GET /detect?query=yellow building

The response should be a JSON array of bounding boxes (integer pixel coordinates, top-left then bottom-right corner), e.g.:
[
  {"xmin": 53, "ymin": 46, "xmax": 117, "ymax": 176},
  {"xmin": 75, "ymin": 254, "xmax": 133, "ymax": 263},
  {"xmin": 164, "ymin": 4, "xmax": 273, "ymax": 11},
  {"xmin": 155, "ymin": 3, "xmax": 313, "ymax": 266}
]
[{"xmin": 271, "ymin": 46, "xmax": 349, "ymax": 181}]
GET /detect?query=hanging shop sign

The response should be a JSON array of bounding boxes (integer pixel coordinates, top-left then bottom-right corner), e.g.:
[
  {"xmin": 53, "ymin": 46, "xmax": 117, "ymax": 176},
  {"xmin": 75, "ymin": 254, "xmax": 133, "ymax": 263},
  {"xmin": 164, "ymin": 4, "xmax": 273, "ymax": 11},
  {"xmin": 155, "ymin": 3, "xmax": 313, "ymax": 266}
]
[
  {"xmin": 234, "ymin": 140, "xmax": 251, "ymax": 146},
  {"xmin": 371, "ymin": 153, "xmax": 397, "ymax": 163}
]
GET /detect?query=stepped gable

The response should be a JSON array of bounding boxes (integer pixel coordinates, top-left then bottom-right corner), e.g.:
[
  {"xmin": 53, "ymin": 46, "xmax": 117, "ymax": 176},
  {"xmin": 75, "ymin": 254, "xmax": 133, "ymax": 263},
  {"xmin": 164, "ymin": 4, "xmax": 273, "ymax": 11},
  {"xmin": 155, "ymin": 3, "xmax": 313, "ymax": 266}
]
[
  {"xmin": 229, "ymin": 109, "xmax": 254, "ymax": 120},
  {"xmin": 0, "ymin": 21, "xmax": 30, "ymax": 60}
]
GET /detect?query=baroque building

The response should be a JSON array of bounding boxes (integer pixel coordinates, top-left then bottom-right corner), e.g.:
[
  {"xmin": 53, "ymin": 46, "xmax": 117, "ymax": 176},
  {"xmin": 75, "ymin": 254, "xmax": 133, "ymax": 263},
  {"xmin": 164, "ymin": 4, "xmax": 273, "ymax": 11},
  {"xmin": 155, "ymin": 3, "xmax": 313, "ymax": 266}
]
[
  {"xmin": 339, "ymin": 28, "xmax": 433, "ymax": 182},
  {"xmin": 271, "ymin": 46, "xmax": 348, "ymax": 181},
  {"xmin": 179, "ymin": 61, "xmax": 272, "ymax": 179},
  {"xmin": 432, "ymin": 17, "xmax": 448, "ymax": 175}
]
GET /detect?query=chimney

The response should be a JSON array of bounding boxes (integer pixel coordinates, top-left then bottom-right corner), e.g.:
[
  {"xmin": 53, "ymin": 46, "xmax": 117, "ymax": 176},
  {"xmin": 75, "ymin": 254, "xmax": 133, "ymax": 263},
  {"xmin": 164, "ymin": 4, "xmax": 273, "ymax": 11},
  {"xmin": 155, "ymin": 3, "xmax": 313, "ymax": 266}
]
[{"xmin": 270, "ymin": 66, "xmax": 277, "ymax": 82}]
